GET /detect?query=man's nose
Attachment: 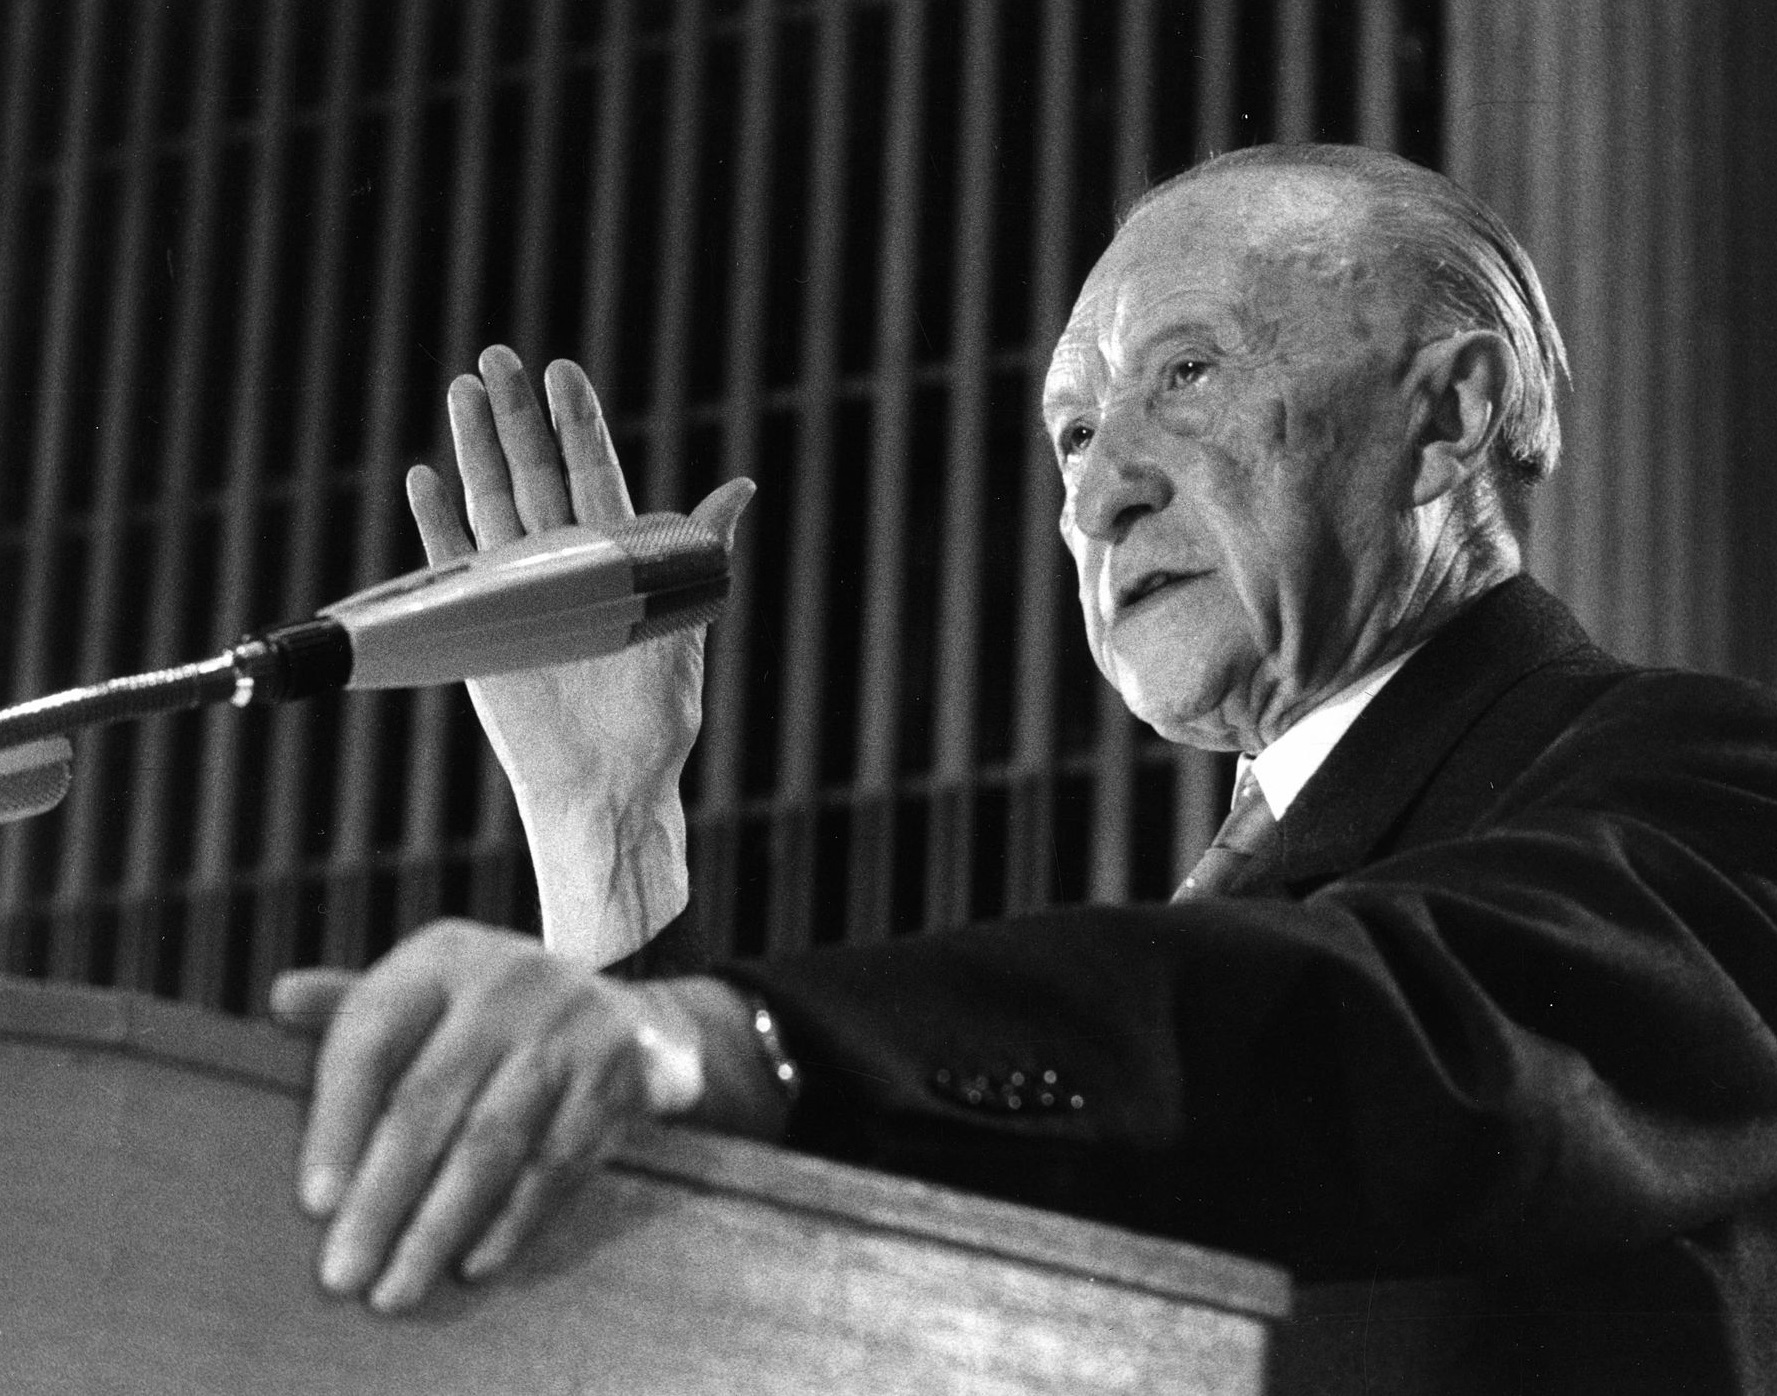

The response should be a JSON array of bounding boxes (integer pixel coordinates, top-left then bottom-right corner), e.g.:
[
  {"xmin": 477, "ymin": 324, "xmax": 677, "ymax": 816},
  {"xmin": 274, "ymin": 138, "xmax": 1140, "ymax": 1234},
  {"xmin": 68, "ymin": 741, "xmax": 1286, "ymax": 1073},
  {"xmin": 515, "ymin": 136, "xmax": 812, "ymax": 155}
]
[{"xmin": 1071, "ymin": 422, "xmax": 1173, "ymax": 542}]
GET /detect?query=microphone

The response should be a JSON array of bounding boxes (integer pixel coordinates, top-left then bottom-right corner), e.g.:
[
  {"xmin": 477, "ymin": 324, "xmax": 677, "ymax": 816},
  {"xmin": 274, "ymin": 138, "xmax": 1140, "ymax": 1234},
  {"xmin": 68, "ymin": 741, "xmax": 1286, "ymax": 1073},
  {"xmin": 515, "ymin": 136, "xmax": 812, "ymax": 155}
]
[
  {"xmin": 0, "ymin": 738, "xmax": 74, "ymax": 825},
  {"xmin": 0, "ymin": 513, "xmax": 729, "ymax": 755},
  {"xmin": 244, "ymin": 512, "xmax": 729, "ymax": 699}
]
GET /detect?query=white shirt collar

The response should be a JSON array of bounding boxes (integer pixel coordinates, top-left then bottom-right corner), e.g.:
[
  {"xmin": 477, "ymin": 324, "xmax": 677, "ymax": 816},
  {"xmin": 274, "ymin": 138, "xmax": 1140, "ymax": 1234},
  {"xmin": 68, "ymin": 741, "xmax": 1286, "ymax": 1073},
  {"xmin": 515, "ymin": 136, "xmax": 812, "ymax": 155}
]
[{"xmin": 1237, "ymin": 647, "xmax": 1421, "ymax": 821}]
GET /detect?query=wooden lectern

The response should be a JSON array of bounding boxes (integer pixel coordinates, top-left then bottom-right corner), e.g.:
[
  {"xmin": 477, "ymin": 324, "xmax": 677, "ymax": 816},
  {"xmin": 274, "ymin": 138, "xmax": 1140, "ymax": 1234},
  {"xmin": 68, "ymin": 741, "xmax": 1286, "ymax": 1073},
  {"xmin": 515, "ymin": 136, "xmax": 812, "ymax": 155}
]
[{"xmin": 1, "ymin": 976, "xmax": 1290, "ymax": 1394}]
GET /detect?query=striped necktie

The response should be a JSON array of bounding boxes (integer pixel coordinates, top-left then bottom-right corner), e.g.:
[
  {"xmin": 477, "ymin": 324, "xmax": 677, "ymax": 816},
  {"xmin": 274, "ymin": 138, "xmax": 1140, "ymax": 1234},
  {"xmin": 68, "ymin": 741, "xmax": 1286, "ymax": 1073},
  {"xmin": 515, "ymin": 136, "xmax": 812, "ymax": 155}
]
[{"xmin": 1174, "ymin": 768, "xmax": 1277, "ymax": 900}]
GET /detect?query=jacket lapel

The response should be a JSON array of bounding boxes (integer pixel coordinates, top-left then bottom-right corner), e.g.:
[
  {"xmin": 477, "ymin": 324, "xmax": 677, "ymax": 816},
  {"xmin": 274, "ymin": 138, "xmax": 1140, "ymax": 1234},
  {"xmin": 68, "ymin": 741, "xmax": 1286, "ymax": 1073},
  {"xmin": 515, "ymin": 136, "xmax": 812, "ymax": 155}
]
[{"xmin": 1229, "ymin": 577, "xmax": 1600, "ymax": 897}]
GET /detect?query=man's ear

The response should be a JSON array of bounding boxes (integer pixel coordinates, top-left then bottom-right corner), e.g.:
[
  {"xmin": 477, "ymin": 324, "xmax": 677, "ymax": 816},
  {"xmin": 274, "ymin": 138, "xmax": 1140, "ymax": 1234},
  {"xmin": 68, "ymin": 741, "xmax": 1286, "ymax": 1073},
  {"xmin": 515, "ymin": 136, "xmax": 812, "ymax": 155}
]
[{"xmin": 1408, "ymin": 330, "xmax": 1513, "ymax": 507}]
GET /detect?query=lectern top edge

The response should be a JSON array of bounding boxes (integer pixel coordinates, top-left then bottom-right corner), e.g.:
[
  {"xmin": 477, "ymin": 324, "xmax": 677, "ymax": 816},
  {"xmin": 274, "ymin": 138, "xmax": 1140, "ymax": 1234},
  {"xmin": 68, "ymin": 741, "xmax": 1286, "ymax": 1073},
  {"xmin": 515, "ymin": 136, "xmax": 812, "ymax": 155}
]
[{"xmin": 1, "ymin": 973, "xmax": 1290, "ymax": 1324}]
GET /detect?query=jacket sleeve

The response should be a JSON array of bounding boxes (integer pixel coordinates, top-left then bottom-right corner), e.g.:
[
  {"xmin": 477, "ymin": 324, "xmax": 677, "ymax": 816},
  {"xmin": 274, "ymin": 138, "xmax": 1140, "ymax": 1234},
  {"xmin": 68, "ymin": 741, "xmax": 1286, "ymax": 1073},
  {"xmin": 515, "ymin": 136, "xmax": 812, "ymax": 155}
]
[{"xmin": 715, "ymin": 672, "xmax": 1777, "ymax": 1279}]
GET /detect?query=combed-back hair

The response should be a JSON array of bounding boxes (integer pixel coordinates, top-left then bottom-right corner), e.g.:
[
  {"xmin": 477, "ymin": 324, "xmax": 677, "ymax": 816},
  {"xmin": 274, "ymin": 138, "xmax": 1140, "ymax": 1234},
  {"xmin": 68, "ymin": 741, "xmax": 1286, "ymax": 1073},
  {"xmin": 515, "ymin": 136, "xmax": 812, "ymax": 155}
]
[{"xmin": 1125, "ymin": 144, "xmax": 1571, "ymax": 495}]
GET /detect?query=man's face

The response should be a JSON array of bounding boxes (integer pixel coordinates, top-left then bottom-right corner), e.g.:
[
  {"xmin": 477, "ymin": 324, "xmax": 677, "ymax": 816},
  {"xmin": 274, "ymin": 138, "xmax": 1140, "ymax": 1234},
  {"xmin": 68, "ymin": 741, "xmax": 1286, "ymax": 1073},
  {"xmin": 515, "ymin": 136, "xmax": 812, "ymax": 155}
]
[{"xmin": 1043, "ymin": 169, "xmax": 1421, "ymax": 751}]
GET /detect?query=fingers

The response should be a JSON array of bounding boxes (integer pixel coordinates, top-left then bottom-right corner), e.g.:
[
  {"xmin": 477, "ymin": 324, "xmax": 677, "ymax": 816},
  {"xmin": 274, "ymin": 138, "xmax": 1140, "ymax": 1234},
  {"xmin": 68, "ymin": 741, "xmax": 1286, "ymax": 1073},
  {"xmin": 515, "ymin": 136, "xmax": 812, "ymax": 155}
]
[
  {"xmin": 326, "ymin": 1024, "xmax": 538, "ymax": 1310},
  {"xmin": 322, "ymin": 1010, "xmax": 645, "ymax": 1312},
  {"xmin": 460, "ymin": 1037, "xmax": 646, "ymax": 1283},
  {"xmin": 447, "ymin": 347, "xmax": 643, "ymax": 552},
  {"xmin": 365, "ymin": 1044, "xmax": 564, "ymax": 1310},
  {"xmin": 545, "ymin": 358, "xmax": 633, "ymax": 525},
  {"xmin": 690, "ymin": 476, "xmax": 757, "ymax": 552},
  {"xmin": 300, "ymin": 971, "xmax": 450, "ymax": 1220},
  {"xmin": 269, "ymin": 968, "xmax": 358, "ymax": 1034},
  {"xmin": 448, "ymin": 374, "xmax": 525, "ymax": 547},
  {"xmin": 318, "ymin": 1010, "xmax": 505, "ymax": 1299},
  {"xmin": 404, "ymin": 464, "xmax": 473, "ymax": 567},
  {"xmin": 458, "ymin": 1162, "xmax": 557, "ymax": 1282},
  {"xmin": 294, "ymin": 925, "xmax": 658, "ymax": 1312},
  {"xmin": 480, "ymin": 345, "xmax": 573, "ymax": 535}
]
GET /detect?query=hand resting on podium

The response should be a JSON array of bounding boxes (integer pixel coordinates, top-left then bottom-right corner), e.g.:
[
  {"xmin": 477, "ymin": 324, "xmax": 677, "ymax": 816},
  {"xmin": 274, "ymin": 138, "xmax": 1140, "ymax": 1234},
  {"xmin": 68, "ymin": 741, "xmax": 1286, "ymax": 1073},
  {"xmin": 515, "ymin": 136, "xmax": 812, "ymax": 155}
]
[{"xmin": 271, "ymin": 924, "xmax": 784, "ymax": 1314}]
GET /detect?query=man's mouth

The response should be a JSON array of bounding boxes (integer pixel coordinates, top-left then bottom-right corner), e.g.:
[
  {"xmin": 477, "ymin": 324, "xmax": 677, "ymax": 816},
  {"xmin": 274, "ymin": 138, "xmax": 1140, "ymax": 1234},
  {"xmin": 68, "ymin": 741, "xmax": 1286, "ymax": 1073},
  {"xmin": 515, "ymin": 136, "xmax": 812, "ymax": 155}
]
[{"xmin": 1115, "ymin": 569, "xmax": 1205, "ymax": 614}]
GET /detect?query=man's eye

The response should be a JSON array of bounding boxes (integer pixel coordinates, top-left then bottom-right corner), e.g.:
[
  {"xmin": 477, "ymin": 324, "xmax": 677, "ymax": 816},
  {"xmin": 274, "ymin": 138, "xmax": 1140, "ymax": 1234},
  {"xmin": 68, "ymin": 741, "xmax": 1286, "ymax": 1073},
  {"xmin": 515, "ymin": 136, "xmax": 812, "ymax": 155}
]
[
  {"xmin": 1058, "ymin": 423, "xmax": 1094, "ymax": 458},
  {"xmin": 1166, "ymin": 359, "xmax": 1209, "ymax": 388}
]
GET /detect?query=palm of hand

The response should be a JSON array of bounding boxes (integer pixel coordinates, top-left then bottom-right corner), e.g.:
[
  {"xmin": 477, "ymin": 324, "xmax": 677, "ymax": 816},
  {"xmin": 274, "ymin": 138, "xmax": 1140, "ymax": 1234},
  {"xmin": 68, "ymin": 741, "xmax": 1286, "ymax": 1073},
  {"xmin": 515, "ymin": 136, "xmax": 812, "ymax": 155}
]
[{"xmin": 466, "ymin": 628, "xmax": 705, "ymax": 809}]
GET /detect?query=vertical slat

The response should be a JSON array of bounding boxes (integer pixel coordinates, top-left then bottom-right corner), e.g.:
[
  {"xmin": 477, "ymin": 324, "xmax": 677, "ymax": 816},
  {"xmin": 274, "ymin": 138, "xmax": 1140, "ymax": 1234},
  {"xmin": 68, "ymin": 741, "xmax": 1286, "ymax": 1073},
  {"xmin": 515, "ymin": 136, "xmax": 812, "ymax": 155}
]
[
  {"xmin": 767, "ymin": 7, "xmax": 849, "ymax": 957},
  {"xmin": 1606, "ymin": 8, "xmax": 1655, "ymax": 663},
  {"xmin": 0, "ymin": 0, "xmax": 106, "ymax": 933},
  {"xmin": 1275, "ymin": 0, "xmax": 1317, "ymax": 142},
  {"xmin": 1194, "ymin": 0, "xmax": 1237, "ymax": 157},
  {"xmin": 644, "ymin": 0, "xmax": 707, "ymax": 518},
  {"xmin": 0, "ymin": 0, "xmax": 44, "ymax": 424},
  {"xmin": 510, "ymin": 0, "xmax": 571, "ymax": 370},
  {"xmin": 1439, "ymin": 0, "xmax": 1483, "ymax": 189},
  {"xmin": 1650, "ymin": 0, "xmax": 1695, "ymax": 668},
  {"xmin": 399, "ymin": 0, "xmax": 503, "ymax": 934},
  {"xmin": 0, "ymin": 0, "xmax": 47, "ymax": 966},
  {"xmin": 1688, "ymin": 0, "xmax": 1731, "ymax": 673},
  {"xmin": 1356, "ymin": 0, "xmax": 1400, "ymax": 151},
  {"xmin": 696, "ymin": 0, "xmax": 778, "ymax": 954},
  {"xmin": 256, "ymin": 1, "xmax": 366, "ymax": 917},
  {"xmin": 1002, "ymin": 0, "xmax": 1074, "ymax": 919},
  {"xmin": 577, "ymin": 0, "xmax": 638, "ymax": 395},
  {"xmin": 923, "ymin": 0, "xmax": 998, "ymax": 932},
  {"xmin": 1475, "ymin": 0, "xmax": 1526, "ymax": 235},
  {"xmin": 184, "ymin": 0, "xmax": 300, "ymax": 1009},
  {"xmin": 1116, "ymin": 0, "xmax": 1154, "ymax": 188},
  {"xmin": 48, "ymin": 1, "xmax": 170, "ymax": 922},
  {"xmin": 844, "ymin": 0, "xmax": 926, "ymax": 943},
  {"xmin": 1171, "ymin": 748, "xmax": 1224, "ymax": 889},
  {"xmin": 320, "ymin": 0, "xmax": 435, "ymax": 970},
  {"xmin": 0, "ymin": 0, "xmax": 46, "ymax": 535}
]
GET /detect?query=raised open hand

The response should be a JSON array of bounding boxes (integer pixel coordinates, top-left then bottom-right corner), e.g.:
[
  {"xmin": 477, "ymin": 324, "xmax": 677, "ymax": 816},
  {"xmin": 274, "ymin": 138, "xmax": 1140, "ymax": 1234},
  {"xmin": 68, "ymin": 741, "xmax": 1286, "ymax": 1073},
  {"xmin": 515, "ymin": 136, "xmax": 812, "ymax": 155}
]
[{"xmin": 408, "ymin": 347, "xmax": 752, "ymax": 960}]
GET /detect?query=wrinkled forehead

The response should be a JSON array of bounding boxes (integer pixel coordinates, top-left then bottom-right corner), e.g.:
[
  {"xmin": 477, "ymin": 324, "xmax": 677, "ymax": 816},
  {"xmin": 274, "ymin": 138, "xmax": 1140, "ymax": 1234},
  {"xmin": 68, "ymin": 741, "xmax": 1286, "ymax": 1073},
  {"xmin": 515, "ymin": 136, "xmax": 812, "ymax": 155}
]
[{"xmin": 1046, "ymin": 168, "xmax": 1387, "ymax": 400}]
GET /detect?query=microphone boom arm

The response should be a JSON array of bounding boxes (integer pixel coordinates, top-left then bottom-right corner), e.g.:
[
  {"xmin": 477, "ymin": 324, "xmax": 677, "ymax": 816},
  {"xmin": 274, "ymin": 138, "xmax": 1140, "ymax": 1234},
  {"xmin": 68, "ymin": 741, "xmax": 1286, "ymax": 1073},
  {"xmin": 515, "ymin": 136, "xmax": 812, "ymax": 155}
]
[{"xmin": 0, "ymin": 512, "xmax": 730, "ymax": 751}]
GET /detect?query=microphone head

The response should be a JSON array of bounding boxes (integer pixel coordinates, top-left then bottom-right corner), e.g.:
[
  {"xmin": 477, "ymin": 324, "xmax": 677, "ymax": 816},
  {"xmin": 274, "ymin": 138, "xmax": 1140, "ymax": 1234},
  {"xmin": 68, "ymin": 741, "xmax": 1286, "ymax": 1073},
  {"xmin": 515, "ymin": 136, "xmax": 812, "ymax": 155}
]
[
  {"xmin": 315, "ymin": 511, "xmax": 732, "ymax": 690},
  {"xmin": 0, "ymin": 736, "xmax": 74, "ymax": 824},
  {"xmin": 613, "ymin": 513, "xmax": 731, "ymax": 646},
  {"xmin": 609, "ymin": 513, "xmax": 726, "ymax": 592}
]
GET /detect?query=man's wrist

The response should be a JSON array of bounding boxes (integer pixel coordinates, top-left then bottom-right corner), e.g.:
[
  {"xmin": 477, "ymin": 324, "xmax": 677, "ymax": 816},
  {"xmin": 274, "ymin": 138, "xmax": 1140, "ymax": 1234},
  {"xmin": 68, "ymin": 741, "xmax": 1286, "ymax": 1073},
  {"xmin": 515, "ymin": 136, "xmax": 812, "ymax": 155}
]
[
  {"xmin": 518, "ymin": 787, "xmax": 689, "ymax": 966},
  {"xmin": 634, "ymin": 978, "xmax": 793, "ymax": 1141}
]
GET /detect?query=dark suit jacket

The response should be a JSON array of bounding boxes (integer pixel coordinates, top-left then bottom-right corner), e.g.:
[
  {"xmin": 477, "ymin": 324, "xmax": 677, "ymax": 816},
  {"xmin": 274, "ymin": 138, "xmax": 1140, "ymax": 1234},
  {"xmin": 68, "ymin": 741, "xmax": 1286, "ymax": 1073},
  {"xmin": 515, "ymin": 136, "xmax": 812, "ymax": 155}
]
[{"xmin": 712, "ymin": 578, "xmax": 1777, "ymax": 1394}]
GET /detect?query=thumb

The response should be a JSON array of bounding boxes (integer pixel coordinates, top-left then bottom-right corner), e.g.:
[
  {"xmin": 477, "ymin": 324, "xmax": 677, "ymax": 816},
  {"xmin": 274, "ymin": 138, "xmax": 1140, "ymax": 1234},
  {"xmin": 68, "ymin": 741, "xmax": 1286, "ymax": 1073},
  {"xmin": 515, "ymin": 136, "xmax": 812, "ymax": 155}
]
[
  {"xmin": 690, "ymin": 477, "xmax": 756, "ymax": 552},
  {"xmin": 269, "ymin": 968, "xmax": 358, "ymax": 1034}
]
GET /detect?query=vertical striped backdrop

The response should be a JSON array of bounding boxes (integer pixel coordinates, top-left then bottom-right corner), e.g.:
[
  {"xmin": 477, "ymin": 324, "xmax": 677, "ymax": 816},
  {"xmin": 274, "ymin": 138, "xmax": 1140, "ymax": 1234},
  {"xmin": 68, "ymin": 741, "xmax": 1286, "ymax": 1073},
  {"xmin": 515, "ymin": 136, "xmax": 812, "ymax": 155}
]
[{"xmin": 0, "ymin": 0, "xmax": 1755, "ymax": 1016}]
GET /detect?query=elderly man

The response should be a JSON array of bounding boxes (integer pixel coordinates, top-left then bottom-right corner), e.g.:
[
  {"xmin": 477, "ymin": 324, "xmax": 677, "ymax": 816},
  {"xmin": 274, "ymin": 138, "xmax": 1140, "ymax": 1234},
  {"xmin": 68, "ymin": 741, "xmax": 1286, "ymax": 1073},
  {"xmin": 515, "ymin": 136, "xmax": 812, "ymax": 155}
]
[{"xmin": 273, "ymin": 145, "xmax": 1777, "ymax": 1393}]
